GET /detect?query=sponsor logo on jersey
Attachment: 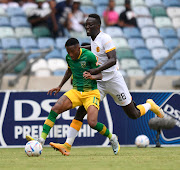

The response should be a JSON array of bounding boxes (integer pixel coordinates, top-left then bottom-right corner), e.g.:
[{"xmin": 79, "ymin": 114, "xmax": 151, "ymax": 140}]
[{"xmin": 80, "ymin": 61, "xmax": 86, "ymax": 68}]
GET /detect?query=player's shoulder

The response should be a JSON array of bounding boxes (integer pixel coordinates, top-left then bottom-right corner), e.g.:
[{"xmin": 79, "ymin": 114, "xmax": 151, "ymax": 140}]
[{"xmin": 99, "ymin": 31, "xmax": 112, "ymax": 41}]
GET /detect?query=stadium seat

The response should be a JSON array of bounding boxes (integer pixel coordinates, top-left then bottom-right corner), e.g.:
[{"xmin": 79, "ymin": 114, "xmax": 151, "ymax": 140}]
[
  {"xmin": 112, "ymin": 37, "xmax": 129, "ymax": 48},
  {"xmin": 120, "ymin": 58, "xmax": 139, "ymax": 70},
  {"xmin": 114, "ymin": 0, "xmax": 125, "ymax": 5},
  {"xmin": 32, "ymin": 26, "xmax": 51, "ymax": 38},
  {"xmin": 163, "ymin": 0, "xmax": 180, "ymax": 7},
  {"xmin": 131, "ymin": 0, "xmax": 145, "ymax": 6},
  {"xmin": 92, "ymin": 0, "xmax": 108, "ymax": 5},
  {"xmin": 172, "ymin": 18, "xmax": 180, "ymax": 29},
  {"xmin": 116, "ymin": 48, "xmax": 135, "ymax": 60},
  {"xmin": 81, "ymin": 0, "xmax": 93, "ymax": 5},
  {"xmin": 127, "ymin": 68, "xmax": 145, "ymax": 76},
  {"xmin": 0, "ymin": 16, "xmax": 11, "ymax": 26},
  {"xmin": 177, "ymin": 28, "xmax": 180, "ymax": 39},
  {"xmin": 55, "ymin": 37, "xmax": 68, "ymax": 49},
  {"xmin": 146, "ymin": 37, "xmax": 164, "ymax": 50},
  {"xmin": 154, "ymin": 17, "xmax": 172, "ymax": 28},
  {"xmin": 53, "ymin": 70, "xmax": 66, "ymax": 76},
  {"xmin": 61, "ymin": 48, "xmax": 68, "ymax": 60},
  {"xmin": 137, "ymin": 17, "xmax": 154, "ymax": 28},
  {"xmin": 0, "ymin": 8, "xmax": 6, "ymax": 16},
  {"xmin": 133, "ymin": 6, "xmax": 150, "ymax": 16},
  {"xmin": 15, "ymin": 27, "xmax": 34, "ymax": 38},
  {"xmin": 10, "ymin": 16, "xmax": 30, "ymax": 28},
  {"xmin": 96, "ymin": 6, "xmax": 107, "ymax": 17},
  {"xmin": 128, "ymin": 38, "xmax": 146, "ymax": 49},
  {"xmin": 45, "ymin": 49, "xmax": 62, "ymax": 60},
  {"xmin": 123, "ymin": 27, "xmax": 141, "ymax": 38},
  {"xmin": 78, "ymin": 37, "xmax": 91, "ymax": 45},
  {"xmin": 1, "ymin": 37, "xmax": 20, "ymax": 49},
  {"xmin": 47, "ymin": 58, "xmax": 67, "ymax": 71},
  {"xmin": 69, "ymin": 30, "xmax": 87, "ymax": 38},
  {"xmin": 0, "ymin": 27, "xmax": 15, "ymax": 38},
  {"xmin": 80, "ymin": 6, "xmax": 96, "ymax": 14},
  {"xmin": 141, "ymin": 26, "xmax": 159, "ymax": 39},
  {"xmin": 151, "ymin": 48, "xmax": 169, "ymax": 60},
  {"xmin": 150, "ymin": 6, "xmax": 167, "ymax": 18},
  {"xmin": 173, "ymin": 50, "xmax": 180, "ymax": 59},
  {"xmin": 38, "ymin": 37, "xmax": 55, "ymax": 49},
  {"xmin": 175, "ymin": 59, "xmax": 180, "ymax": 70},
  {"xmin": 164, "ymin": 69, "xmax": 180, "ymax": 75},
  {"xmin": 19, "ymin": 37, "xmax": 38, "ymax": 49},
  {"xmin": 105, "ymin": 27, "xmax": 123, "ymax": 37},
  {"xmin": 160, "ymin": 60, "xmax": 176, "ymax": 70},
  {"xmin": 114, "ymin": 6, "xmax": 125, "ymax": 15},
  {"xmin": 7, "ymin": 7, "xmax": 25, "ymax": 17},
  {"xmin": 134, "ymin": 48, "xmax": 152, "ymax": 60},
  {"xmin": 145, "ymin": 0, "xmax": 162, "ymax": 7},
  {"xmin": 159, "ymin": 27, "xmax": 177, "ymax": 38},
  {"xmin": 139, "ymin": 59, "xmax": 157, "ymax": 71},
  {"xmin": 164, "ymin": 38, "xmax": 179, "ymax": 51},
  {"xmin": 31, "ymin": 58, "xmax": 48, "ymax": 72},
  {"xmin": 167, "ymin": 7, "xmax": 180, "ymax": 18}
]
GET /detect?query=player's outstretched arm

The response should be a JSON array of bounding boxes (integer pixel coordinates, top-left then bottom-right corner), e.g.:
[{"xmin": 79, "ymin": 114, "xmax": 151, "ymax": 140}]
[
  {"xmin": 47, "ymin": 68, "xmax": 72, "ymax": 96},
  {"xmin": 83, "ymin": 71, "xmax": 102, "ymax": 80}
]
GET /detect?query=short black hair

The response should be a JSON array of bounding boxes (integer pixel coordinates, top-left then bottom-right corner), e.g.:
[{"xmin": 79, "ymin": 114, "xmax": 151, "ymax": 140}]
[
  {"xmin": 88, "ymin": 14, "xmax": 101, "ymax": 25},
  {"xmin": 65, "ymin": 38, "xmax": 79, "ymax": 47}
]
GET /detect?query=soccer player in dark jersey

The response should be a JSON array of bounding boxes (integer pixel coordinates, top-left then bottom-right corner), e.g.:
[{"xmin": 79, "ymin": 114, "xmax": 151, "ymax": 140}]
[{"xmin": 26, "ymin": 38, "xmax": 120, "ymax": 155}]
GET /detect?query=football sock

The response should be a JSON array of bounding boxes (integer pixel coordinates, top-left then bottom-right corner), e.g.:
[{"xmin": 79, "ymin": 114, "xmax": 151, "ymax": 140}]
[
  {"xmin": 41, "ymin": 110, "xmax": 58, "ymax": 140},
  {"xmin": 66, "ymin": 119, "xmax": 83, "ymax": 146},
  {"xmin": 137, "ymin": 103, "xmax": 151, "ymax": 116},
  {"xmin": 93, "ymin": 122, "xmax": 112, "ymax": 139}
]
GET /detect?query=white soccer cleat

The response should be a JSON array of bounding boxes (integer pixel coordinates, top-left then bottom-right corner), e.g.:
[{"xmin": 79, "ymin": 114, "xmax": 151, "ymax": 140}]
[{"xmin": 110, "ymin": 134, "xmax": 120, "ymax": 155}]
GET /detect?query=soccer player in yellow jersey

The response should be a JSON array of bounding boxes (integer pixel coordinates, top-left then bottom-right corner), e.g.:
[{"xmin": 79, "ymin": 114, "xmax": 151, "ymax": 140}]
[
  {"xmin": 26, "ymin": 37, "xmax": 120, "ymax": 155},
  {"xmin": 56, "ymin": 14, "xmax": 165, "ymax": 156}
]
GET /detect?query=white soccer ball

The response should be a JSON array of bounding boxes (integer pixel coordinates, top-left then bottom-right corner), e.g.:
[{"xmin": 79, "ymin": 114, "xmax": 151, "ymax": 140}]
[
  {"xmin": 25, "ymin": 141, "xmax": 43, "ymax": 157},
  {"xmin": 135, "ymin": 135, "xmax": 150, "ymax": 148}
]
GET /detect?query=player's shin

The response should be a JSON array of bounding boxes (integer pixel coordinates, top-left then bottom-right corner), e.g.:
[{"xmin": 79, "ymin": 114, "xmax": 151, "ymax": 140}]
[
  {"xmin": 137, "ymin": 103, "xmax": 151, "ymax": 116},
  {"xmin": 65, "ymin": 119, "xmax": 83, "ymax": 147},
  {"xmin": 41, "ymin": 110, "xmax": 58, "ymax": 141}
]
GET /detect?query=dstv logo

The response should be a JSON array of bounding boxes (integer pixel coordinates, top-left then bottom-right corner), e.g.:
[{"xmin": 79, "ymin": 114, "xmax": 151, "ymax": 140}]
[{"xmin": 164, "ymin": 104, "xmax": 180, "ymax": 122}]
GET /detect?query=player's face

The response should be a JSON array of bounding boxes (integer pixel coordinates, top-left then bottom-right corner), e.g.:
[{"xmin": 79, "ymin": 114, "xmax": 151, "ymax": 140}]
[
  {"xmin": 66, "ymin": 44, "xmax": 80, "ymax": 60},
  {"xmin": 85, "ymin": 17, "xmax": 99, "ymax": 36}
]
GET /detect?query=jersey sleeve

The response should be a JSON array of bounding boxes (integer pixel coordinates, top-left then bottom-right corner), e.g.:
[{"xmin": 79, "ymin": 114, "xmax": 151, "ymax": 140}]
[
  {"xmin": 88, "ymin": 51, "xmax": 99, "ymax": 69},
  {"xmin": 102, "ymin": 34, "xmax": 116, "ymax": 53}
]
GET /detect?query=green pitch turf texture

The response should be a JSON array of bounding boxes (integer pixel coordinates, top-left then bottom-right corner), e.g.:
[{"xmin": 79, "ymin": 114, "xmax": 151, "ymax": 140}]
[{"xmin": 0, "ymin": 147, "xmax": 180, "ymax": 170}]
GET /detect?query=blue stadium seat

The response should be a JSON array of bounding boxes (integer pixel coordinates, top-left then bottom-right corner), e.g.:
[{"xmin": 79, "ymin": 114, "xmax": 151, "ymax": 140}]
[
  {"xmin": 164, "ymin": 69, "xmax": 180, "ymax": 75},
  {"xmin": 92, "ymin": 0, "xmax": 108, "ymax": 5},
  {"xmin": 97, "ymin": 6, "xmax": 107, "ymax": 17},
  {"xmin": 45, "ymin": 49, "xmax": 62, "ymax": 60},
  {"xmin": 55, "ymin": 37, "xmax": 68, "ymax": 49},
  {"xmin": 7, "ymin": 7, "xmax": 25, "ymax": 17},
  {"xmin": 173, "ymin": 50, "xmax": 180, "ymax": 59},
  {"xmin": 10, "ymin": 16, "xmax": 30, "ymax": 28},
  {"xmin": 19, "ymin": 37, "xmax": 38, "ymax": 49},
  {"xmin": 134, "ymin": 48, "xmax": 152, "ymax": 60},
  {"xmin": 133, "ymin": 6, "xmax": 150, "ymax": 16},
  {"xmin": 159, "ymin": 28, "xmax": 177, "ymax": 38},
  {"xmin": 80, "ymin": 6, "xmax": 96, "ymax": 14},
  {"xmin": 1, "ymin": 37, "xmax": 20, "ymax": 49},
  {"xmin": 61, "ymin": 48, "xmax": 68, "ymax": 60},
  {"xmin": 128, "ymin": 38, "xmax": 146, "ymax": 49},
  {"xmin": 38, "ymin": 37, "xmax": 55, "ymax": 49},
  {"xmin": 137, "ymin": 17, "xmax": 154, "ymax": 28},
  {"xmin": 145, "ymin": 0, "xmax": 162, "ymax": 7},
  {"xmin": 146, "ymin": 37, "xmax": 164, "ymax": 50},
  {"xmin": 123, "ymin": 27, "xmax": 141, "ymax": 38},
  {"xmin": 139, "ymin": 59, "xmax": 157, "ymax": 71},
  {"xmin": 105, "ymin": 27, "xmax": 123, "ymax": 37},
  {"xmin": 164, "ymin": 38, "xmax": 179, "ymax": 51},
  {"xmin": 141, "ymin": 26, "xmax": 159, "ymax": 39},
  {"xmin": 163, "ymin": 0, "xmax": 180, "ymax": 7},
  {"xmin": 151, "ymin": 48, "xmax": 169, "ymax": 60},
  {"xmin": 175, "ymin": 59, "xmax": 180, "ymax": 70},
  {"xmin": 0, "ymin": 16, "xmax": 11, "ymax": 26},
  {"xmin": 160, "ymin": 60, "xmax": 176, "ymax": 70},
  {"xmin": 176, "ymin": 28, "xmax": 180, "ymax": 38}
]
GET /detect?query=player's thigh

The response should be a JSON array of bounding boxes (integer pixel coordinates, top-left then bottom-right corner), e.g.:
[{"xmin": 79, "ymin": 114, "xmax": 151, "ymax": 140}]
[
  {"xmin": 52, "ymin": 95, "xmax": 72, "ymax": 114},
  {"xmin": 83, "ymin": 89, "xmax": 100, "ymax": 111},
  {"xmin": 106, "ymin": 72, "xmax": 131, "ymax": 106}
]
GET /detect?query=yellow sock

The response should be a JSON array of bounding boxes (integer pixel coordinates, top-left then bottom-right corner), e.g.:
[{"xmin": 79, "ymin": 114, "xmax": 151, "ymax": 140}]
[{"xmin": 137, "ymin": 105, "xmax": 146, "ymax": 116}]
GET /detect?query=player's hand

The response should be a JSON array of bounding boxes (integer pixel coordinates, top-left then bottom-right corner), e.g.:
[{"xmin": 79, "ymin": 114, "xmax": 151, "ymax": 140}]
[
  {"xmin": 47, "ymin": 87, "xmax": 61, "ymax": 96},
  {"xmin": 83, "ymin": 71, "xmax": 93, "ymax": 80},
  {"xmin": 88, "ymin": 68, "xmax": 100, "ymax": 75}
]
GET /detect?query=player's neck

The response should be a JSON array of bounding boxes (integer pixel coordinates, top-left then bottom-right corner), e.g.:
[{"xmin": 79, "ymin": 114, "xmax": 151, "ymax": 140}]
[{"xmin": 91, "ymin": 31, "xmax": 100, "ymax": 41}]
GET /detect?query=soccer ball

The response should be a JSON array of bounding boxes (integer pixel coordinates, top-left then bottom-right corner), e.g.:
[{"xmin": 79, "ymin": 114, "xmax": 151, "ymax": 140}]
[
  {"xmin": 135, "ymin": 135, "xmax": 150, "ymax": 148},
  {"xmin": 25, "ymin": 140, "xmax": 42, "ymax": 157}
]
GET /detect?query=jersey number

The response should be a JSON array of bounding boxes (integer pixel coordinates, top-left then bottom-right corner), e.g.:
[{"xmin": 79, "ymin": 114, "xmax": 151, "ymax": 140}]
[{"xmin": 116, "ymin": 93, "xmax": 126, "ymax": 101}]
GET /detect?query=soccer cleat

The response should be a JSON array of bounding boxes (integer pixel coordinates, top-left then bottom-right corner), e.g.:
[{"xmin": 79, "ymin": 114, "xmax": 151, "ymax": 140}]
[
  {"xmin": 110, "ymin": 134, "xmax": 120, "ymax": 155},
  {"xmin": 50, "ymin": 142, "xmax": 71, "ymax": 156},
  {"xmin": 26, "ymin": 135, "xmax": 45, "ymax": 146},
  {"xmin": 146, "ymin": 99, "xmax": 164, "ymax": 118}
]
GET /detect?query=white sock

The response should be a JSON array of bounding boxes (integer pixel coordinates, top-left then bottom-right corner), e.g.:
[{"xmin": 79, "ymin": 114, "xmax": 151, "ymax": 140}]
[
  {"xmin": 65, "ymin": 127, "xmax": 78, "ymax": 146},
  {"xmin": 142, "ymin": 103, "xmax": 151, "ymax": 113}
]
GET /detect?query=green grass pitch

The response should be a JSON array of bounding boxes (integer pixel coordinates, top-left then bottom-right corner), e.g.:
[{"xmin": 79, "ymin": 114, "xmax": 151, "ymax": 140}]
[{"xmin": 0, "ymin": 147, "xmax": 180, "ymax": 170}]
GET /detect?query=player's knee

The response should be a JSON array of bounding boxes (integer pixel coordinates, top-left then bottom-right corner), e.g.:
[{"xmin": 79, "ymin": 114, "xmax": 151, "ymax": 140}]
[
  {"xmin": 74, "ymin": 106, "xmax": 87, "ymax": 122},
  {"xmin": 127, "ymin": 112, "xmax": 140, "ymax": 119},
  {"xmin": 88, "ymin": 119, "xmax": 97, "ymax": 128}
]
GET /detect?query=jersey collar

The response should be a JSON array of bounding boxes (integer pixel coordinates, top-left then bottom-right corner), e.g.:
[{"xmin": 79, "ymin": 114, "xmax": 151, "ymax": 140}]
[{"xmin": 77, "ymin": 48, "xmax": 82, "ymax": 59}]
